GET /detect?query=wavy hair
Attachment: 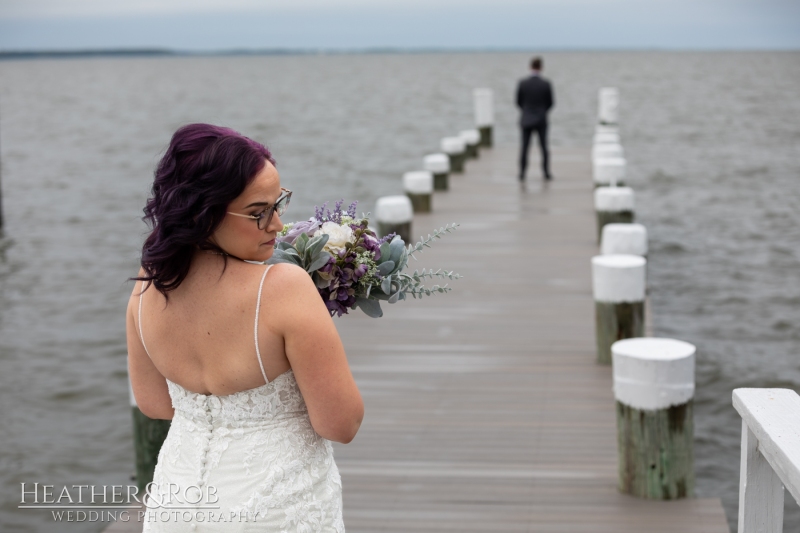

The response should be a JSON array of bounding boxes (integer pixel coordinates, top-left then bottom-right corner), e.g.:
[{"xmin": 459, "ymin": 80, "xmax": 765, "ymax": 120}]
[{"xmin": 131, "ymin": 123, "xmax": 275, "ymax": 299}]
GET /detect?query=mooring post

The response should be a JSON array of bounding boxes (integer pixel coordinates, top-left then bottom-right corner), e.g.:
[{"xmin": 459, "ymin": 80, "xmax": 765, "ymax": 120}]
[
  {"xmin": 595, "ymin": 124, "xmax": 619, "ymax": 136},
  {"xmin": 591, "ymin": 254, "xmax": 645, "ymax": 364},
  {"xmin": 601, "ymin": 223, "xmax": 648, "ymax": 257},
  {"xmin": 594, "ymin": 187, "xmax": 635, "ymax": 243},
  {"xmin": 423, "ymin": 153, "xmax": 450, "ymax": 191},
  {"xmin": 598, "ymin": 87, "xmax": 619, "ymax": 126},
  {"xmin": 129, "ymin": 377, "xmax": 170, "ymax": 493},
  {"xmin": 592, "ymin": 156, "xmax": 627, "ymax": 187},
  {"xmin": 459, "ymin": 129, "xmax": 480, "ymax": 159},
  {"xmin": 613, "ymin": 337, "xmax": 696, "ymax": 500},
  {"xmin": 375, "ymin": 195, "xmax": 413, "ymax": 242},
  {"xmin": 440, "ymin": 137, "xmax": 466, "ymax": 174},
  {"xmin": 403, "ymin": 171, "xmax": 433, "ymax": 213},
  {"xmin": 593, "ymin": 130, "xmax": 620, "ymax": 145},
  {"xmin": 592, "ymin": 142, "xmax": 624, "ymax": 161},
  {"xmin": 473, "ymin": 88, "xmax": 494, "ymax": 148}
]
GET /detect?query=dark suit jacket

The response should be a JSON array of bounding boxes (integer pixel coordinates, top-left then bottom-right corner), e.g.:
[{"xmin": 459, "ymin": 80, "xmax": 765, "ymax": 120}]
[{"xmin": 516, "ymin": 74, "xmax": 554, "ymax": 128}]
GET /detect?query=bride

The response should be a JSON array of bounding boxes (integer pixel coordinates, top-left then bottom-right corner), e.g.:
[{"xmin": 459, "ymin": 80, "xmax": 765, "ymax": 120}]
[{"xmin": 126, "ymin": 123, "xmax": 363, "ymax": 532}]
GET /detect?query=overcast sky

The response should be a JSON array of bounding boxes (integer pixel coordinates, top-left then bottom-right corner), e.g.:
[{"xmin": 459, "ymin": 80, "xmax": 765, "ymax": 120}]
[{"xmin": 1, "ymin": 0, "xmax": 798, "ymax": 51}]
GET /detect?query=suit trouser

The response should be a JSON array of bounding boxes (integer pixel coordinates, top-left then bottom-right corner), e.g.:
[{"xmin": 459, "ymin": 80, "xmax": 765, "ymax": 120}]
[{"xmin": 519, "ymin": 122, "xmax": 550, "ymax": 179}]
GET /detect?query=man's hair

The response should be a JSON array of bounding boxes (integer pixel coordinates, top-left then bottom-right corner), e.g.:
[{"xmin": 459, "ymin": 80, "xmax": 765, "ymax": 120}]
[{"xmin": 530, "ymin": 56, "xmax": 543, "ymax": 70}]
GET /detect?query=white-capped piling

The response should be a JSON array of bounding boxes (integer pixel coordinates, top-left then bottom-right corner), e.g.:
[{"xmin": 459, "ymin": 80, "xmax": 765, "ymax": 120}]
[
  {"xmin": 601, "ymin": 223, "xmax": 648, "ymax": 257},
  {"xmin": 593, "ymin": 157, "xmax": 627, "ymax": 187},
  {"xmin": 403, "ymin": 171, "xmax": 433, "ymax": 214},
  {"xmin": 129, "ymin": 376, "xmax": 171, "ymax": 492},
  {"xmin": 423, "ymin": 153, "xmax": 450, "ymax": 191},
  {"xmin": 376, "ymin": 195, "xmax": 413, "ymax": 242},
  {"xmin": 613, "ymin": 337, "xmax": 695, "ymax": 500},
  {"xmin": 592, "ymin": 142, "xmax": 624, "ymax": 160},
  {"xmin": 460, "ymin": 129, "xmax": 481, "ymax": 159},
  {"xmin": 596, "ymin": 124, "xmax": 619, "ymax": 136},
  {"xmin": 441, "ymin": 136, "xmax": 466, "ymax": 174},
  {"xmin": 473, "ymin": 88, "xmax": 494, "ymax": 148},
  {"xmin": 592, "ymin": 254, "xmax": 646, "ymax": 364},
  {"xmin": 598, "ymin": 87, "xmax": 619, "ymax": 125},
  {"xmin": 593, "ymin": 131, "xmax": 620, "ymax": 145},
  {"xmin": 594, "ymin": 186, "xmax": 635, "ymax": 243}
]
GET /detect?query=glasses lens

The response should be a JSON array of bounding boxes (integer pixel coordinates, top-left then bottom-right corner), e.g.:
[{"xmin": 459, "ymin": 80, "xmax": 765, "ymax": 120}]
[
  {"xmin": 275, "ymin": 194, "xmax": 290, "ymax": 216},
  {"xmin": 257, "ymin": 192, "xmax": 291, "ymax": 230},
  {"xmin": 258, "ymin": 209, "xmax": 272, "ymax": 230}
]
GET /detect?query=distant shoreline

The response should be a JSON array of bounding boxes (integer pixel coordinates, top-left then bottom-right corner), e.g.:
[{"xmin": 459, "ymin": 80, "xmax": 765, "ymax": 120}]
[{"xmin": 1, "ymin": 47, "xmax": 796, "ymax": 61}]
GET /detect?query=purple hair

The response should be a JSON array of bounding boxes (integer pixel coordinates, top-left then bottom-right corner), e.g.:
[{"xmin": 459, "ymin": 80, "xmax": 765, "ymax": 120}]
[{"xmin": 131, "ymin": 123, "xmax": 275, "ymax": 298}]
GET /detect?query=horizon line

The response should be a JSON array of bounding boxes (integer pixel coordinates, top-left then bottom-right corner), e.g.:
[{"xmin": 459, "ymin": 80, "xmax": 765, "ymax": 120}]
[{"xmin": 1, "ymin": 46, "xmax": 798, "ymax": 60}]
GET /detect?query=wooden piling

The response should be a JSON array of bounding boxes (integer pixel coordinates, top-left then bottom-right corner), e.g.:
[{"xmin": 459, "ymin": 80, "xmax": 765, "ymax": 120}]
[
  {"xmin": 459, "ymin": 129, "xmax": 480, "ymax": 159},
  {"xmin": 593, "ymin": 156, "xmax": 627, "ymax": 187},
  {"xmin": 129, "ymin": 378, "xmax": 170, "ymax": 493},
  {"xmin": 440, "ymin": 137, "xmax": 466, "ymax": 174},
  {"xmin": 375, "ymin": 195, "xmax": 413, "ymax": 242},
  {"xmin": 403, "ymin": 171, "xmax": 433, "ymax": 213},
  {"xmin": 423, "ymin": 153, "xmax": 450, "ymax": 191},
  {"xmin": 592, "ymin": 254, "xmax": 646, "ymax": 364},
  {"xmin": 601, "ymin": 223, "xmax": 648, "ymax": 257},
  {"xmin": 594, "ymin": 187, "xmax": 635, "ymax": 243},
  {"xmin": 598, "ymin": 87, "xmax": 619, "ymax": 126},
  {"xmin": 593, "ymin": 131, "xmax": 620, "ymax": 145},
  {"xmin": 613, "ymin": 338, "xmax": 696, "ymax": 500},
  {"xmin": 592, "ymin": 142, "xmax": 624, "ymax": 161},
  {"xmin": 473, "ymin": 88, "xmax": 494, "ymax": 147}
]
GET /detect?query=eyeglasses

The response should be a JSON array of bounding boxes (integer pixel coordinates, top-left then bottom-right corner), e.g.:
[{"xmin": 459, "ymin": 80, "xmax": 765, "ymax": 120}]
[{"xmin": 227, "ymin": 188, "xmax": 292, "ymax": 230}]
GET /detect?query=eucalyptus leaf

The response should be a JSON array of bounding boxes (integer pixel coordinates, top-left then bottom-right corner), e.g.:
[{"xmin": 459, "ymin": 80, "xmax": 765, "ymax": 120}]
[
  {"xmin": 295, "ymin": 233, "xmax": 309, "ymax": 254},
  {"xmin": 355, "ymin": 297, "xmax": 383, "ymax": 318},
  {"xmin": 389, "ymin": 237, "xmax": 404, "ymax": 263},
  {"xmin": 376, "ymin": 261, "xmax": 395, "ymax": 276},
  {"xmin": 388, "ymin": 291, "xmax": 400, "ymax": 304},
  {"xmin": 305, "ymin": 234, "xmax": 329, "ymax": 259},
  {"xmin": 380, "ymin": 276, "xmax": 392, "ymax": 294},
  {"xmin": 306, "ymin": 251, "xmax": 333, "ymax": 273},
  {"xmin": 378, "ymin": 241, "xmax": 392, "ymax": 263},
  {"xmin": 267, "ymin": 249, "xmax": 302, "ymax": 266}
]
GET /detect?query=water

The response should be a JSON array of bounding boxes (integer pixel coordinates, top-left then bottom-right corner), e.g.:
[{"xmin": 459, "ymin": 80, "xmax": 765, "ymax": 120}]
[{"xmin": 0, "ymin": 51, "xmax": 798, "ymax": 532}]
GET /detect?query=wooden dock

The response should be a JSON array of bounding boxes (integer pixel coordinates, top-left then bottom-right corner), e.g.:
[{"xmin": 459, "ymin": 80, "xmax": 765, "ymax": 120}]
[
  {"xmin": 104, "ymin": 144, "xmax": 730, "ymax": 533},
  {"xmin": 332, "ymin": 144, "xmax": 730, "ymax": 532}
]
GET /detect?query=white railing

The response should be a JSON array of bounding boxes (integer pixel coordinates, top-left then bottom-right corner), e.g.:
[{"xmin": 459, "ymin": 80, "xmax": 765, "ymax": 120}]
[{"xmin": 733, "ymin": 388, "xmax": 800, "ymax": 533}]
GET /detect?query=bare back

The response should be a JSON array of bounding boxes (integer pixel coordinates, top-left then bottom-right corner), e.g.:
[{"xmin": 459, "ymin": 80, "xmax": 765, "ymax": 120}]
[{"xmin": 133, "ymin": 253, "xmax": 291, "ymax": 397}]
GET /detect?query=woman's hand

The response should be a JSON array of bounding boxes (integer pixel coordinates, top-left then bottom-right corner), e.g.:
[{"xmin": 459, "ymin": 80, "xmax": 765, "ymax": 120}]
[{"xmin": 265, "ymin": 264, "xmax": 364, "ymax": 443}]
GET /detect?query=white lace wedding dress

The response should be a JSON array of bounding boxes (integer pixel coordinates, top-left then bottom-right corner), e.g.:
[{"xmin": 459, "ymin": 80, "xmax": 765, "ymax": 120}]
[{"xmin": 137, "ymin": 266, "xmax": 344, "ymax": 532}]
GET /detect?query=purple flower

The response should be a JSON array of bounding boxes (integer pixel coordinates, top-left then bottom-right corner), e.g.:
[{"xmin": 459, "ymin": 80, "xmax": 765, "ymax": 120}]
[
  {"xmin": 277, "ymin": 219, "xmax": 319, "ymax": 245},
  {"xmin": 354, "ymin": 263, "xmax": 368, "ymax": 279}
]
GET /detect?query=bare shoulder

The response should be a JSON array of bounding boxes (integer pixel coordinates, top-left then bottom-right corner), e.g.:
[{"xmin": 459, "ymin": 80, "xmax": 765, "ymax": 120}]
[
  {"xmin": 264, "ymin": 262, "xmax": 318, "ymax": 295},
  {"xmin": 261, "ymin": 262, "xmax": 331, "ymax": 327}
]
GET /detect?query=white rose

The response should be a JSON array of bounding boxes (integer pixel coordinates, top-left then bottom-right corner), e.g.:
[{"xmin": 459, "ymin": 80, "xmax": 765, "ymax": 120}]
[{"xmin": 319, "ymin": 221, "xmax": 355, "ymax": 254}]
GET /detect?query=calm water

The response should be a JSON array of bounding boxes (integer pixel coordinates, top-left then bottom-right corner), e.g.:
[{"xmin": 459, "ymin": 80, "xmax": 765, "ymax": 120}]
[{"xmin": 1, "ymin": 51, "xmax": 798, "ymax": 532}]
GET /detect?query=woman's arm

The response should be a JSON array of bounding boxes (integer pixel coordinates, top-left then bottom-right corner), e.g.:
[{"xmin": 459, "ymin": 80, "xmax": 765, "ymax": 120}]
[
  {"xmin": 126, "ymin": 281, "xmax": 174, "ymax": 420},
  {"xmin": 267, "ymin": 264, "xmax": 364, "ymax": 443}
]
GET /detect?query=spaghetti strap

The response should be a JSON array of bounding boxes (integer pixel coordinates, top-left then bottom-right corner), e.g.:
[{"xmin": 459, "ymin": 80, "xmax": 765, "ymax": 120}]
[
  {"xmin": 137, "ymin": 280, "xmax": 152, "ymax": 359},
  {"xmin": 254, "ymin": 265, "xmax": 273, "ymax": 385}
]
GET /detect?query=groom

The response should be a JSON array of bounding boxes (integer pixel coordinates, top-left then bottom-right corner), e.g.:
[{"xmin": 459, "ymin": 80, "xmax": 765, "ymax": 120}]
[{"xmin": 516, "ymin": 56, "xmax": 554, "ymax": 181}]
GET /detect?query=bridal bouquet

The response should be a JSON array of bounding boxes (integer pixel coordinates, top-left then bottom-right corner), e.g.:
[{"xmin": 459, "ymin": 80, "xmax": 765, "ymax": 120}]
[{"xmin": 268, "ymin": 200, "xmax": 460, "ymax": 318}]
